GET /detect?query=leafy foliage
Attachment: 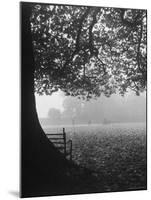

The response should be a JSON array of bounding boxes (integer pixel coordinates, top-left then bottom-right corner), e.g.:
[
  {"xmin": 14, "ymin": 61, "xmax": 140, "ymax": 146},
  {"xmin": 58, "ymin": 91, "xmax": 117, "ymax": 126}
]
[{"xmin": 31, "ymin": 4, "xmax": 147, "ymax": 99}]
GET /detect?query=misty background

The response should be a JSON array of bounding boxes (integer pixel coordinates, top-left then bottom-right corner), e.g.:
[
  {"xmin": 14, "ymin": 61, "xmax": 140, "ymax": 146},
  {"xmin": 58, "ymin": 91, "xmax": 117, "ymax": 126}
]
[{"xmin": 35, "ymin": 90, "xmax": 146, "ymax": 126}]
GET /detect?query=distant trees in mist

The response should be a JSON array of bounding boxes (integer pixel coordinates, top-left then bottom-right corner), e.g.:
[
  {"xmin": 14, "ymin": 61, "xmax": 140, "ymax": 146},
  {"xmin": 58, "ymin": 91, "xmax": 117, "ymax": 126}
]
[{"xmin": 45, "ymin": 94, "xmax": 146, "ymax": 126}]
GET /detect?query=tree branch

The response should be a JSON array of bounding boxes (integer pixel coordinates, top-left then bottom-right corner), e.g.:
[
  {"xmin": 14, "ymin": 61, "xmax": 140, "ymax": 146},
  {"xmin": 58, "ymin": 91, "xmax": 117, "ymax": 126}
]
[
  {"xmin": 120, "ymin": 9, "xmax": 142, "ymax": 27},
  {"xmin": 63, "ymin": 7, "xmax": 91, "ymax": 69},
  {"xmin": 75, "ymin": 8, "xmax": 91, "ymax": 53},
  {"xmin": 89, "ymin": 8, "xmax": 100, "ymax": 56},
  {"xmin": 136, "ymin": 22, "xmax": 143, "ymax": 72}
]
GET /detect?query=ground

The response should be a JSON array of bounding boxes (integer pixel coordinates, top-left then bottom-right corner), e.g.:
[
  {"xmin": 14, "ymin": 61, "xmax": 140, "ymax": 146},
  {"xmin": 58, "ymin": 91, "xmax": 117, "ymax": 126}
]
[{"xmin": 44, "ymin": 122, "xmax": 147, "ymax": 193}]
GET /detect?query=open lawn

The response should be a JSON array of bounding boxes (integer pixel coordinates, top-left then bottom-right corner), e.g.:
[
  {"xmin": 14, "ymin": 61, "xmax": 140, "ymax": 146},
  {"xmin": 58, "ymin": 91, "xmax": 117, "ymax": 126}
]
[{"xmin": 44, "ymin": 123, "xmax": 146, "ymax": 192}]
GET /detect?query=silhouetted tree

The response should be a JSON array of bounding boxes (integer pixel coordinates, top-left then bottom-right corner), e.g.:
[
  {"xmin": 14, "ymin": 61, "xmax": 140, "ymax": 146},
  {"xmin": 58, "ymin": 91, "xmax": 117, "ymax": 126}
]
[
  {"xmin": 62, "ymin": 97, "xmax": 83, "ymax": 124},
  {"xmin": 48, "ymin": 108, "xmax": 61, "ymax": 124},
  {"xmin": 21, "ymin": 2, "xmax": 146, "ymax": 197}
]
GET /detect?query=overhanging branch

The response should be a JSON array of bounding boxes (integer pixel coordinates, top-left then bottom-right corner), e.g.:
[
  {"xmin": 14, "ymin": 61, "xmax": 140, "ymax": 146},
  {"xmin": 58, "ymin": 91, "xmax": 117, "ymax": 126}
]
[
  {"xmin": 136, "ymin": 22, "xmax": 143, "ymax": 71},
  {"xmin": 89, "ymin": 8, "xmax": 100, "ymax": 56},
  {"xmin": 63, "ymin": 7, "xmax": 91, "ymax": 69}
]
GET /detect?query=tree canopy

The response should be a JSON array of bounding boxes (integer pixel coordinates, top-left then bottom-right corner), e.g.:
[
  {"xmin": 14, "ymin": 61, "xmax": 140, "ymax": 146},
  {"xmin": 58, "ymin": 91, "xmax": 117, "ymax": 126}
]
[{"xmin": 31, "ymin": 4, "xmax": 147, "ymax": 99}]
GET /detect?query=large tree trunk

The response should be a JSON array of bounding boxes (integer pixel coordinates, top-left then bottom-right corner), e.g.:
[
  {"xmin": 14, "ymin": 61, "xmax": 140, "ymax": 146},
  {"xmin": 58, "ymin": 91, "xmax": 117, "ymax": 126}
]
[
  {"xmin": 21, "ymin": 3, "xmax": 101, "ymax": 198},
  {"xmin": 21, "ymin": 3, "xmax": 75, "ymax": 197}
]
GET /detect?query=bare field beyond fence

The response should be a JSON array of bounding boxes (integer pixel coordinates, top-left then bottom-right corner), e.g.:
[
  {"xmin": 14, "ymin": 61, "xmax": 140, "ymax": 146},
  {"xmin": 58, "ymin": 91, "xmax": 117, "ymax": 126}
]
[{"xmin": 44, "ymin": 122, "xmax": 146, "ymax": 191}]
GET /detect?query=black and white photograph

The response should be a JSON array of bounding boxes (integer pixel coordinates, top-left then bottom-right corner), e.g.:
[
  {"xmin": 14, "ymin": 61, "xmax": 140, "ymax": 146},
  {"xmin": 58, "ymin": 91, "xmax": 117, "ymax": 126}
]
[{"xmin": 21, "ymin": 1, "xmax": 147, "ymax": 198}]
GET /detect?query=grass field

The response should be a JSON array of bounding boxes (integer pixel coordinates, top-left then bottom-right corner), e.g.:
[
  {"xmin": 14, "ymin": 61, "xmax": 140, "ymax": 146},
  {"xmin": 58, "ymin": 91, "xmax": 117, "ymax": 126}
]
[{"xmin": 44, "ymin": 122, "xmax": 147, "ymax": 192}]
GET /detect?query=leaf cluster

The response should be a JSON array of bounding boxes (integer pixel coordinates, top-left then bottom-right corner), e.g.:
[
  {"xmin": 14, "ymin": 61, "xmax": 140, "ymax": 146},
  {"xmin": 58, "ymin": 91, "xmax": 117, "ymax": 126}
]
[{"xmin": 31, "ymin": 4, "xmax": 147, "ymax": 98}]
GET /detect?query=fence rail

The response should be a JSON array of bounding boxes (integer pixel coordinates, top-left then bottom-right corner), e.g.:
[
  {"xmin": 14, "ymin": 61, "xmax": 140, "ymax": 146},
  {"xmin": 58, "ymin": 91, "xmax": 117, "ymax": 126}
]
[{"xmin": 46, "ymin": 128, "xmax": 72, "ymax": 161}]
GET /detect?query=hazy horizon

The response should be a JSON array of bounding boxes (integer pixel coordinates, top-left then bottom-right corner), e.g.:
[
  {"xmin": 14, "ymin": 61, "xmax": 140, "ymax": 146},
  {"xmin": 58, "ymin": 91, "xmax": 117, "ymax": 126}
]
[{"xmin": 35, "ymin": 90, "xmax": 146, "ymax": 125}]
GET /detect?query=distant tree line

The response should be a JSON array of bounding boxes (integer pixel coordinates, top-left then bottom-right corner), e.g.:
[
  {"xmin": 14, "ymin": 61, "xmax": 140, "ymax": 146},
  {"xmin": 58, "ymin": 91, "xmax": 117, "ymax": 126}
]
[{"xmin": 40, "ymin": 94, "xmax": 146, "ymax": 126}]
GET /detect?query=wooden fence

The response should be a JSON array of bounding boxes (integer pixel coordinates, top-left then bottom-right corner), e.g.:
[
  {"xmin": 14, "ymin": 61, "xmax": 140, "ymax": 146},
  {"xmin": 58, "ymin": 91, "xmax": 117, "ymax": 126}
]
[{"xmin": 46, "ymin": 128, "xmax": 72, "ymax": 161}]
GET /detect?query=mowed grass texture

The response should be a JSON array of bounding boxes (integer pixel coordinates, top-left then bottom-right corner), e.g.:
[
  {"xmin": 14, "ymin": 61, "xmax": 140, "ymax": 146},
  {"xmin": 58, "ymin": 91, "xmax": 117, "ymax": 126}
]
[{"xmin": 45, "ymin": 123, "xmax": 147, "ymax": 192}]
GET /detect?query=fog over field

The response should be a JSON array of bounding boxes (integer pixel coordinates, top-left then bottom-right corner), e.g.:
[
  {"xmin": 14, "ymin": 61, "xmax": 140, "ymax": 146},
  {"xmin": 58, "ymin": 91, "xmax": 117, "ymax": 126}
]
[{"xmin": 36, "ymin": 90, "xmax": 146, "ymax": 126}]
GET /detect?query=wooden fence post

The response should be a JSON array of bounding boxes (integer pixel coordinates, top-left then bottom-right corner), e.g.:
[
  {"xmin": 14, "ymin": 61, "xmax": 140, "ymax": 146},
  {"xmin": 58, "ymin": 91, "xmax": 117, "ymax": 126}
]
[{"xmin": 63, "ymin": 128, "xmax": 66, "ymax": 156}]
